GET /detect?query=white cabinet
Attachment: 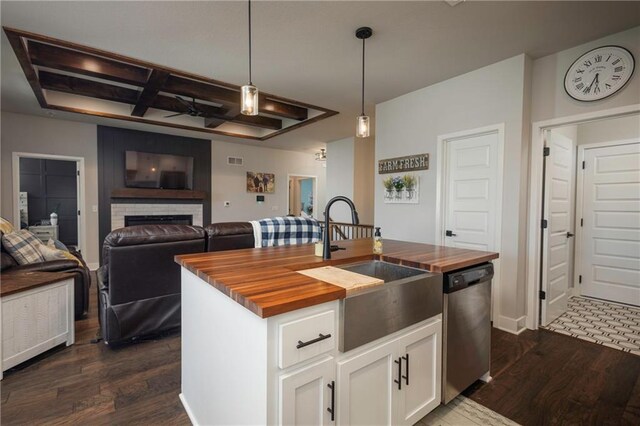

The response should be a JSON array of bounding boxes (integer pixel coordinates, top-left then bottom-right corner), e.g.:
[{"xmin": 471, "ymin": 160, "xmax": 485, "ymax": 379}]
[
  {"xmin": 395, "ymin": 320, "xmax": 442, "ymax": 425},
  {"xmin": 279, "ymin": 358, "xmax": 336, "ymax": 426},
  {"xmin": 336, "ymin": 338, "xmax": 396, "ymax": 425},
  {"xmin": 336, "ymin": 319, "xmax": 442, "ymax": 426}
]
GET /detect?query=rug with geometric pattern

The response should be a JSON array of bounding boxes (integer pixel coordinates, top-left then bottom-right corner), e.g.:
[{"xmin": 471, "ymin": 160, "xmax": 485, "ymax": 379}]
[
  {"xmin": 543, "ymin": 296, "xmax": 640, "ymax": 356},
  {"xmin": 416, "ymin": 395, "xmax": 520, "ymax": 426}
]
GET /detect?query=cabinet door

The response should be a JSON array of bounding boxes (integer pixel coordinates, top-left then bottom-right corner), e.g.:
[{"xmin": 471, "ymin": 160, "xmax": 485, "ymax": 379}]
[
  {"xmin": 279, "ymin": 358, "xmax": 335, "ymax": 426},
  {"xmin": 394, "ymin": 319, "xmax": 442, "ymax": 426},
  {"xmin": 336, "ymin": 340, "xmax": 397, "ymax": 426}
]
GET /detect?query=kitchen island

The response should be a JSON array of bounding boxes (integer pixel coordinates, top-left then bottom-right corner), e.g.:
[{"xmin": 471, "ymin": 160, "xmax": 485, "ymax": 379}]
[{"xmin": 176, "ymin": 239, "xmax": 498, "ymax": 425}]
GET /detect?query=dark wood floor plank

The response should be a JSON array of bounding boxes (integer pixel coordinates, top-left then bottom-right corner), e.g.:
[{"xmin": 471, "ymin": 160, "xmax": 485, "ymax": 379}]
[{"xmin": 467, "ymin": 328, "xmax": 640, "ymax": 426}]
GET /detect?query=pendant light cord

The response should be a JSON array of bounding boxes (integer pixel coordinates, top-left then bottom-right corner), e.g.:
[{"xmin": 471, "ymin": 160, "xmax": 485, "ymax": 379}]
[
  {"xmin": 248, "ymin": 0, "xmax": 253, "ymax": 85},
  {"xmin": 361, "ymin": 37, "xmax": 365, "ymax": 115}
]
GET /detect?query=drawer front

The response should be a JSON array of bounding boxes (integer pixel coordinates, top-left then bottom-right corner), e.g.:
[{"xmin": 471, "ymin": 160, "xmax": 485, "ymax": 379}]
[{"xmin": 279, "ymin": 310, "xmax": 336, "ymax": 369}]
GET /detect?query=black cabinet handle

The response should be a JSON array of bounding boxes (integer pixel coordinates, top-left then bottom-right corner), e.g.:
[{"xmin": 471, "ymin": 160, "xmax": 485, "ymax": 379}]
[
  {"xmin": 566, "ymin": 232, "xmax": 575, "ymax": 238},
  {"xmin": 327, "ymin": 381, "xmax": 335, "ymax": 421},
  {"xmin": 402, "ymin": 353, "xmax": 409, "ymax": 386},
  {"xmin": 394, "ymin": 357, "xmax": 403, "ymax": 390},
  {"xmin": 445, "ymin": 230, "xmax": 457, "ymax": 237},
  {"xmin": 297, "ymin": 333, "xmax": 331, "ymax": 349}
]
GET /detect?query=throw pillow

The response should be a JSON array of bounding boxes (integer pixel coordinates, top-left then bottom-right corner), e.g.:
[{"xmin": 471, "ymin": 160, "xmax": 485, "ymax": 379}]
[
  {"xmin": 38, "ymin": 243, "xmax": 81, "ymax": 265},
  {"xmin": 1, "ymin": 230, "xmax": 45, "ymax": 265},
  {"xmin": 0, "ymin": 217, "xmax": 14, "ymax": 234},
  {"xmin": 47, "ymin": 238, "xmax": 69, "ymax": 252}
]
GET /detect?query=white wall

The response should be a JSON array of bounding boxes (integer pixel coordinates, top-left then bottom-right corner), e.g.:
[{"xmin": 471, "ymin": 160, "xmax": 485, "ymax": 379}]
[
  {"xmin": 325, "ymin": 137, "xmax": 355, "ymax": 223},
  {"xmin": 375, "ymin": 54, "xmax": 530, "ymax": 332},
  {"xmin": 577, "ymin": 114, "xmax": 640, "ymax": 145},
  {"xmin": 211, "ymin": 140, "xmax": 326, "ymax": 222},
  {"xmin": 1, "ymin": 111, "xmax": 100, "ymax": 267},
  {"xmin": 326, "ymin": 136, "xmax": 375, "ymax": 225},
  {"xmin": 531, "ymin": 26, "xmax": 640, "ymax": 123}
]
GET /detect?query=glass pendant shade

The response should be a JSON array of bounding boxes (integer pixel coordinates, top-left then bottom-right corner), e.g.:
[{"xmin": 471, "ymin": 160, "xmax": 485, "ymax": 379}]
[
  {"xmin": 356, "ymin": 115, "xmax": 370, "ymax": 138},
  {"xmin": 241, "ymin": 84, "xmax": 259, "ymax": 116}
]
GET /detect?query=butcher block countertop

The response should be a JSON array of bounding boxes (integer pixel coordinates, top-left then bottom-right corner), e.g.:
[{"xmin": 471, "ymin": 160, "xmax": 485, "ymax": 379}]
[{"xmin": 175, "ymin": 239, "xmax": 498, "ymax": 318}]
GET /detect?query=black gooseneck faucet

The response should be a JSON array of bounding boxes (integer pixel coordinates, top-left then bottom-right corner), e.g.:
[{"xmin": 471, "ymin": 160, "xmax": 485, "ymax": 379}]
[{"xmin": 323, "ymin": 196, "xmax": 360, "ymax": 260}]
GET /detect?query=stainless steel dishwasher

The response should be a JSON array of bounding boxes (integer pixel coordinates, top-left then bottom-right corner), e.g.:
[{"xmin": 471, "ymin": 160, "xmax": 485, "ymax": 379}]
[{"xmin": 442, "ymin": 262, "xmax": 493, "ymax": 404}]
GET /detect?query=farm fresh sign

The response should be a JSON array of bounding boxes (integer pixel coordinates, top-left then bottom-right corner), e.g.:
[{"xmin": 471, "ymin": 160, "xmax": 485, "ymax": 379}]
[{"xmin": 378, "ymin": 154, "xmax": 429, "ymax": 174}]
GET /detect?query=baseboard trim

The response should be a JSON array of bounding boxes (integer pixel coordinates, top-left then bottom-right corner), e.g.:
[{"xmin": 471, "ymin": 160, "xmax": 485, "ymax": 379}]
[
  {"xmin": 179, "ymin": 393, "xmax": 198, "ymax": 426},
  {"xmin": 495, "ymin": 315, "xmax": 527, "ymax": 335}
]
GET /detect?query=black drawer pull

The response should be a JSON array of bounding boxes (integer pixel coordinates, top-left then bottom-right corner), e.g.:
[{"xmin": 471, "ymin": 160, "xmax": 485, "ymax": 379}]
[
  {"xmin": 402, "ymin": 353, "xmax": 409, "ymax": 386},
  {"xmin": 297, "ymin": 333, "xmax": 331, "ymax": 349},
  {"xmin": 327, "ymin": 381, "xmax": 335, "ymax": 421},
  {"xmin": 394, "ymin": 357, "xmax": 403, "ymax": 390}
]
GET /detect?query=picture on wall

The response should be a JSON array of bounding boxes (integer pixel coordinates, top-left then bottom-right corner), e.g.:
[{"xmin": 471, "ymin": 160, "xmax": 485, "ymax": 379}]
[{"xmin": 247, "ymin": 172, "xmax": 275, "ymax": 193}]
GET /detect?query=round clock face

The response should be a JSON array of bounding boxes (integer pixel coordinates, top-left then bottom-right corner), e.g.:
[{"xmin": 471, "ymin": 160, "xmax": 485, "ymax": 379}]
[{"xmin": 564, "ymin": 46, "xmax": 635, "ymax": 102}]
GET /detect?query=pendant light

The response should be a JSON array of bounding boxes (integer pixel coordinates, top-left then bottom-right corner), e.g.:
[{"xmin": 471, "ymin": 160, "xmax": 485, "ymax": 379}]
[
  {"xmin": 241, "ymin": 0, "xmax": 258, "ymax": 115},
  {"xmin": 355, "ymin": 27, "xmax": 372, "ymax": 138}
]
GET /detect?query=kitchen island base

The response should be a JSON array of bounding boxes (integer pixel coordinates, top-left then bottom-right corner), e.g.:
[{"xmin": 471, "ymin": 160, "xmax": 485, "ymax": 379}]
[{"xmin": 180, "ymin": 267, "xmax": 442, "ymax": 425}]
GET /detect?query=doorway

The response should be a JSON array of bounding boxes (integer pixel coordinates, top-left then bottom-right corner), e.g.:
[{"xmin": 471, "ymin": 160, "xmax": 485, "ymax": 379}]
[
  {"xmin": 533, "ymin": 112, "xmax": 640, "ymax": 331},
  {"xmin": 436, "ymin": 124, "xmax": 504, "ymax": 325},
  {"xmin": 12, "ymin": 152, "xmax": 85, "ymax": 254},
  {"xmin": 287, "ymin": 175, "xmax": 317, "ymax": 218}
]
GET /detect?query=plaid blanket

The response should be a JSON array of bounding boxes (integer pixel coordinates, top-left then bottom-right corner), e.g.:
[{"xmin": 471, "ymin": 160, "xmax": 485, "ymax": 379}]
[{"xmin": 249, "ymin": 216, "xmax": 322, "ymax": 248}]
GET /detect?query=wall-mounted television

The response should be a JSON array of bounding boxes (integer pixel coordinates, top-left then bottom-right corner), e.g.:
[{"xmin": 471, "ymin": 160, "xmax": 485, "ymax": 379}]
[{"xmin": 125, "ymin": 151, "xmax": 194, "ymax": 190}]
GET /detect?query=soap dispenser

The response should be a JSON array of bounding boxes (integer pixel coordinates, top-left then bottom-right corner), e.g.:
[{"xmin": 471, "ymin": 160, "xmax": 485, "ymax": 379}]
[{"xmin": 373, "ymin": 227, "xmax": 383, "ymax": 254}]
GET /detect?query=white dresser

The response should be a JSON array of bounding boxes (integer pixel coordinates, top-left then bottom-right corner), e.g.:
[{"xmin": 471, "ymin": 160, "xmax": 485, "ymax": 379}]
[{"xmin": 27, "ymin": 225, "xmax": 59, "ymax": 242}]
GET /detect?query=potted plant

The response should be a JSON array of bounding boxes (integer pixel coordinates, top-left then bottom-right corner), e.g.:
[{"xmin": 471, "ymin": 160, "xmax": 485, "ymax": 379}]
[
  {"xmin": 391, "ymin": 176, "xmax": 405, "ymax": 199},
  {"xmin": 403, "ymin": 174, "xmax": 417, "ymax": 199},
  {"xmin": 383, "ymin": 176, "xmax": 394, "ymax": 200}
]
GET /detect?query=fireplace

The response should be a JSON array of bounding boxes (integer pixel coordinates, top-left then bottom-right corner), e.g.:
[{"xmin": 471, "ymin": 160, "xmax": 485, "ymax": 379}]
[{"xmin": 124, "ymin": 215, "xmax": 193, "ymax": 227}]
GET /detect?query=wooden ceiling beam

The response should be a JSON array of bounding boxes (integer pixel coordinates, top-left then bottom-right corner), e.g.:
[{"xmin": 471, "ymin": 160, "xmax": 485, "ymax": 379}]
[
  {"xmin": 131, "ymin": 69, "xmax": 170, "ymax": 117},
  {"xmin": 39, "ymin": 70, "xmax": 139, "ymax": 104},
  {"xmin": 38, "ymin": 71, "xmax": 280, "ymax": 129},
  {"xmin": 163, "ymin": 75, "xmax": 308, "ymax": 121},
  {"xmin": 28, "ymin": 40, "xmax": 149, "ymax": 86},
  {"xmin": 4, "ymin": 32, "xmax": 47, "ymax": 107}
]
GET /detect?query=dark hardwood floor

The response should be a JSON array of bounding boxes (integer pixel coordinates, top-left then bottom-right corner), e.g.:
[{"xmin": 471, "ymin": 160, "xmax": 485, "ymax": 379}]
[
  {"xmin": 2, "ymin": 277, "xmax": 639, "ymax": 425},
  {"xmin": 0, "ymin": 276, "xmax": 188, "ymax": 425},
  {"xmin": 465, "ymin": 327, "xmax": 640, "ymax": 425}
]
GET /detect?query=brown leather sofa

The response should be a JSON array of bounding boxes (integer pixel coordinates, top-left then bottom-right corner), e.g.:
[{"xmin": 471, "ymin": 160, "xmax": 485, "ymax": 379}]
[
  {"xmin": 97, "ymin": 224, "xmax": 205, "ymax": 345},
  {"xmin": 1, "ymin": 237, "xmax": 91, "ymax": 319},
  {"xmin": 205, "ymin": 222, "xmax": 254, "ymax": 251}
]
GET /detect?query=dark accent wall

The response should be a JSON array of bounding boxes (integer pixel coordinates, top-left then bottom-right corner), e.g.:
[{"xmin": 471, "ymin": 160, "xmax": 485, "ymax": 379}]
[
  {"xmin": 98, "ymin": 126, "xmax": 211, "ymax": 262},
  {"xmin": 19, "ymin": 158, "xmax": 78, "ymax": 246}
]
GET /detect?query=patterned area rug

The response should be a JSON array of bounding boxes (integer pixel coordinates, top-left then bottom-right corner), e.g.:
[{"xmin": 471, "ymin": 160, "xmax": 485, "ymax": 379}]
[
  {"xmin": 544, "ymin": 296, "xmax": 640, "ymax": 356},
  {"xmin": 416, "ymin": 396, "xmax": 519, "ymax": 426}
]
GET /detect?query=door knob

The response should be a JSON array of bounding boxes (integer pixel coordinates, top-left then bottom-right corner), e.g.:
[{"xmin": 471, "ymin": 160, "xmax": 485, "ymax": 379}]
[
  {"xmin": 445, "ymin": 230, "xmax": 457, "ymax": 237},
  {"xmin": 566, "ymin": 232, "xmax": 575, "ymax": 238}
]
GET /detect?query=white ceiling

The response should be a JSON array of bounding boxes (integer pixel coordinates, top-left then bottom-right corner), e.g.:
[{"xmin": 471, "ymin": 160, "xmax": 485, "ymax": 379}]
[{"xmin": 2, "ymin": 1, "xmax": 640, "ymax": 153}]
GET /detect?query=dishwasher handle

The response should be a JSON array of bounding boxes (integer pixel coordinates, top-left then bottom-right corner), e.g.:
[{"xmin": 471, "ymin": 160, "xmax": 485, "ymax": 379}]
[{"xmin": 444, "ymin": 263, "xmax": 494, "ymax": 293}]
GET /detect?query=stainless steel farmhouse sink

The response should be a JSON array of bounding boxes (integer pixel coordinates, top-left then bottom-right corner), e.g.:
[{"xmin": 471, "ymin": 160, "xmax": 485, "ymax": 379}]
[{"xmin": 337, "ymin": 260, "xmax": 443, "ymax": 352}]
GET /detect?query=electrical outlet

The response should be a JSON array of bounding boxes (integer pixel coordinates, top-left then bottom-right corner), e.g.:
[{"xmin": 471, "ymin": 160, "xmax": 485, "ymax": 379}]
[
  {"xmin": 224, "ymin": 201, "xmax": 230, "ymax": 207},
  {"xmin": 91, "ymin": 205, "xmax": 98, "ymax": 213}
]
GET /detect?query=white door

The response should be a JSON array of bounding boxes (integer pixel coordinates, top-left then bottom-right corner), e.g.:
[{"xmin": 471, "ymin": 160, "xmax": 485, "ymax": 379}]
[
  {"xmin": 279, "ymin": 358, "xmax": 335, "ymax": 425},
  {"xmin": 579, "ymin": 142, "xmax": 640, "ymax": 306},
  {"xmin": 443, "ymin": 132, "xmax": 500, "ymax": 252},
  {"xmin": 336, "ymin": 340, "xmax": 396, "ymax": 426},
  {"xmin": 541, "ymin": 131, "xmax": 576, "ymax": 325},
  {"xmin": 394, "ymin": 320, "xmax": 442, "ymax": 426}
]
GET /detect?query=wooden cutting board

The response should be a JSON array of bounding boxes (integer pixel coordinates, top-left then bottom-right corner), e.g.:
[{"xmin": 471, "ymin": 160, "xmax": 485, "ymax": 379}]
[{"xmin": 297, "ymin": 266, "xmax": 384, "ymax": 295}]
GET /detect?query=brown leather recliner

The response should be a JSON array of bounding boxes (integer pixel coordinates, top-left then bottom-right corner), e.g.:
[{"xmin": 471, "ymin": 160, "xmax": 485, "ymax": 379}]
[
  {"xmin": 1, "ymin": 237, "xmax": 91, "ymax": 320},
  {"xmin": 204, "ymin": 222, "xmax": 255, "ymax": 251},
  {"xmin": 97, "ymin": 224, "xmax": 205, "ymax": 345}
]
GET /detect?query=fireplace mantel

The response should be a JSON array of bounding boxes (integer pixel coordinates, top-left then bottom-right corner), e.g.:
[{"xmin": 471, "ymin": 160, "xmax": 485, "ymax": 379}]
[{"xmin": 111, "ymin": 188, "xmax": 206, "ymax": 200}]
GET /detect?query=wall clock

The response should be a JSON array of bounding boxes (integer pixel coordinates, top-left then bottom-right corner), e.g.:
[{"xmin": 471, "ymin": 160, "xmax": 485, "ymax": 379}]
[{"xmin": 564, "ymin": 45, "xmax": 635, "ymax": 102}]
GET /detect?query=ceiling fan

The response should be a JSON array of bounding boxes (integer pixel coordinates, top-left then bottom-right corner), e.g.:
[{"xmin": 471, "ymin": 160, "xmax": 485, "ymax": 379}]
[{"xmin": 165, "ymin": 96, "xmax": 209, "ymax": 118}]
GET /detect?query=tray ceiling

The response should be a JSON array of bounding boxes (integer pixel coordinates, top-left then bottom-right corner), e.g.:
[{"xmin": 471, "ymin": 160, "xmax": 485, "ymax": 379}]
[{"xmin": 3, "ymin": 27, "xmax": 338, "ymax": 141}]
